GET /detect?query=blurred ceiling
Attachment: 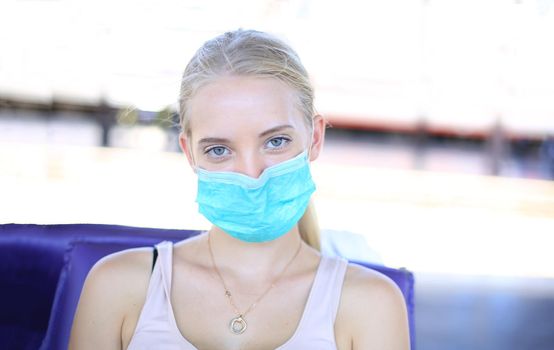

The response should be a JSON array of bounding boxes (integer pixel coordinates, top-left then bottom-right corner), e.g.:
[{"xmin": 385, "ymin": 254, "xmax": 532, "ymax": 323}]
[{"xmin": 0, "ymin": 0, "xmax": 552, "ymax": 134}]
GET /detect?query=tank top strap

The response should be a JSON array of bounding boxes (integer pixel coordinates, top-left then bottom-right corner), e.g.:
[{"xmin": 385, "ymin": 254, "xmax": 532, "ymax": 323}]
[
  {"xmin": 277, "ymin": 255, "xmax": 348, "ymax": 349},
  {"xmin": 291, "ymin": 255, "xmax": 348, "ymax": 331},
  {"xmin": 154, "ymin": 240, "xmax": 174, "ymax": 300},
  {"xmin": 328, "ymin": 255, "xmax": 349, "ymax": 321},
  {"xmin": 313, "ymin": 255, "xmax": 349, "ymax": 322},
  {"xmin": 127, "ymin": 240, "xmax": 178, "ymax": 348}
]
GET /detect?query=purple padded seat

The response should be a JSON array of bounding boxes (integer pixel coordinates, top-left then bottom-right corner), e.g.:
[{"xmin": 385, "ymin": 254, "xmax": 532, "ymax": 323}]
[
  {"xmin": 41, "ymin": 238, "xmax": 415, "ymax": 350},
  {"xmin": 0, "ymin": 224, "xmax": 200, "ymax": 350},
  {"xmin": 41, "ymin": 238, "xmax": 197, "ymax": 350}
]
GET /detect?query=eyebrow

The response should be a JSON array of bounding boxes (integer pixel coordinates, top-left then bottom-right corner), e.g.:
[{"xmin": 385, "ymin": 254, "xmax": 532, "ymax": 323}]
[
  {"xmin": 198, "ymin": 137, "xmax": 230, "ymax": 145},
  {"xmin": 258, "ymin": 124, "xmax": 294, "ymax": 138},
  {"xmin": 197, "ymin": 125, "xmax": 294, "ymax": 145}
]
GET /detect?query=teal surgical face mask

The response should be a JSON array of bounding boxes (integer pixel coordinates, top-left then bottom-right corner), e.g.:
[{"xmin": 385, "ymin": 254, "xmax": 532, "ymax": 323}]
[{"xmin": 194, "ymin": 151, "xmax": 315, "ymax": 243}]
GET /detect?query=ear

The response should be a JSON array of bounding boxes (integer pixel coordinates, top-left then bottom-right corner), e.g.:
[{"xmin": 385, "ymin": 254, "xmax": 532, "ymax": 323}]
[
  {"xmin": 178, "ymin": 132, "xmax": 195, "ymax": 167},
  {"xmin": 308, "ymin": 114, "xmax": 326, "ymax": 161}
]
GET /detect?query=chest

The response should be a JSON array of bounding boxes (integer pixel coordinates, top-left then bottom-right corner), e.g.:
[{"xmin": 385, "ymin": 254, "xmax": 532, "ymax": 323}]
[
  {"xmin": 122, "ymin": 256, "xmax": 353, "ymax": 350},
  {"xmin": 171, "ymin": 268, "xmax": 313, "ymax": 349}
]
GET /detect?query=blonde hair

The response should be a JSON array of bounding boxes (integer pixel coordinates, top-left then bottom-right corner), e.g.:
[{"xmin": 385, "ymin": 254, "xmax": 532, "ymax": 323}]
[{"xmin": 178, "ymin": 29, "xmax": 321, "ymax": 251}]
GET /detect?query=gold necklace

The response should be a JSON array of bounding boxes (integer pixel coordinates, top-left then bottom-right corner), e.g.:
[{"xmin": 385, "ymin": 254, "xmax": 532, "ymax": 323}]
[{"xmin": 207, "ymin": 232, "xmax": 302, "ymax": 335}]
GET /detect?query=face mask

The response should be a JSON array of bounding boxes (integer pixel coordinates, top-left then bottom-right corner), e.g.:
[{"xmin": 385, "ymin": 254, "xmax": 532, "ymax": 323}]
[{"xmin": 194, "ymin": 151, "xmax": 315, "ymax": 243}]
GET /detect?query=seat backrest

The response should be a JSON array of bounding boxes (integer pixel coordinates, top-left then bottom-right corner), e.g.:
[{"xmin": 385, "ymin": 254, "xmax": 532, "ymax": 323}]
[
  {"xmin": 39, "ymin": 237, "xmax": 192, "ymax": 350},
  {"xmin": 41, "ymin": 238, "xmax": 415, "ymax": 350},
  {"xmin": 0, "ymin": 223, "xmax": 199, "ymax": 350}
]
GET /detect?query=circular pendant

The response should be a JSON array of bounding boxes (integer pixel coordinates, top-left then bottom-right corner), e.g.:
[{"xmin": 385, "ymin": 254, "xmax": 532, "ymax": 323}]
[{"xmin": 229, "ymin": 316, "xmax": 247, "ymax": 334}]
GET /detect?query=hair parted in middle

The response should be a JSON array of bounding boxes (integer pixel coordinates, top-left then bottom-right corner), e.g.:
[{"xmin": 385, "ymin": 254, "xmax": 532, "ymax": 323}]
[{"xmin": 178, "ymin": 29, "xmax": 316, "ymax": 135}]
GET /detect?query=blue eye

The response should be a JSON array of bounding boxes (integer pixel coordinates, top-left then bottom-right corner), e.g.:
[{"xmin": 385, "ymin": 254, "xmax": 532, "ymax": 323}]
[
  {"xmin": 266, "ymin": 136, "xmax": 290, "ymax": 149},
  {"xmin": 205, "ymin": 146, "xmax": 229, "ymax": 158}
]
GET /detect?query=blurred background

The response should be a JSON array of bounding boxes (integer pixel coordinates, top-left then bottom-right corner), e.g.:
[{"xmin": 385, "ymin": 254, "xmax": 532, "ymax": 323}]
[{"xmin": 1, "ymin": 0, "xmax": 553, "ymax": 349}]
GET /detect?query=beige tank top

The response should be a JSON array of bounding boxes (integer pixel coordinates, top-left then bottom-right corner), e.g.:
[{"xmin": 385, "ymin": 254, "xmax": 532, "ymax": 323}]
[{"xmin": 127, "ymin": 240, "xmax": 348, "ymax": 350}]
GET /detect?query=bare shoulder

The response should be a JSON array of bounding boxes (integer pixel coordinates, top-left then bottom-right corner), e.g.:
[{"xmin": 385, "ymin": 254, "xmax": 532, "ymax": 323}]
[
  {"xmin": 81, "ymin": 246, "xmax": 154, "ymax": 306},
  {"xmin": 68, "ymin": 246, "xmax": 154, "ymax": 350},
  {"xmin": 336, "ymin": 263, "xmax": 411, "ymax": 350},
  {"xmin": 341, "ymin": 262, "xmax": 406, "ymax": 306},
  {"xmin": 89, "ymin": 246, "xmax": 154, "ymax": 284}
]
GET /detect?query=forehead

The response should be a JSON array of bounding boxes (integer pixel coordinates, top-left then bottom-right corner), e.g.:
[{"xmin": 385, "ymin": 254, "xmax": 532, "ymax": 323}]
[{"xmin": 187, "ymin": 76, "xmax": 307, "ymax": 139}]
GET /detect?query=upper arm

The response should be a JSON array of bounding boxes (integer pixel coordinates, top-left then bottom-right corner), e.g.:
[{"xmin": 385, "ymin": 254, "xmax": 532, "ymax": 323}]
[
  {"xmin": 343, "ymin": 266, "xmax": 411, "ymax": 350},
  {"xmin": 68, "ymin": 248, "xmax": 151, "ymax": 350}
]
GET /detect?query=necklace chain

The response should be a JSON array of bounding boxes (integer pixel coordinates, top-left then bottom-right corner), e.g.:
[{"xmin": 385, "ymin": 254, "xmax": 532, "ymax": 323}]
[{"xmin": 207, "ymin": 232, "xmax": 302, "ymax": 333}]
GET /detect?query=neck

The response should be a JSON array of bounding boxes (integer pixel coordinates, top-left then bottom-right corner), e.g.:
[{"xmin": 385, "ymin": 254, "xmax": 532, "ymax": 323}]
[{"xmin": 207, "ymin": 225, "xmax": 303, "ymax": 280}]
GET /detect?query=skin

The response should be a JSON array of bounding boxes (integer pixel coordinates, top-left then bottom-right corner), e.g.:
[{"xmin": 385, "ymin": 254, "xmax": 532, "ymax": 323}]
[{"xmin": 69, "ymin": 75, "xmax": 410, "ymax": 350}]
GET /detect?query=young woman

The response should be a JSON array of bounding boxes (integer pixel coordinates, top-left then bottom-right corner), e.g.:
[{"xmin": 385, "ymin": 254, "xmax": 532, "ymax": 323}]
[{"xmin": 69, "ymin": 29, "xmax": 410, "ymax": 350}]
